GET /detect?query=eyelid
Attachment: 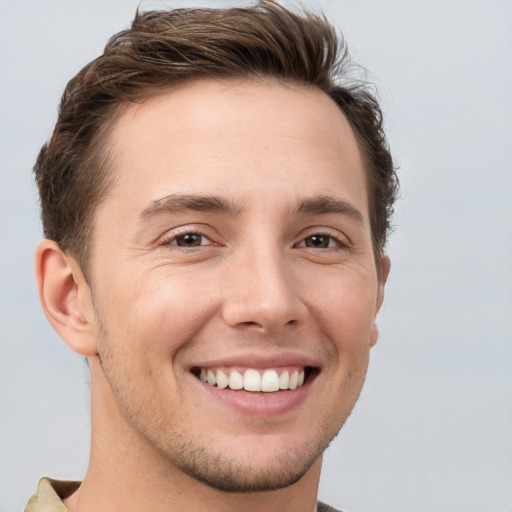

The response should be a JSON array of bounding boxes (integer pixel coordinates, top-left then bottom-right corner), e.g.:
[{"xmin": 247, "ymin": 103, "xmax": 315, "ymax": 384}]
[
  {"xmin": 169, "ymin": 233, "xmax": 210, "ymax": 247},
  {"xmin": 295, "ymin": 227, "xmax": 349, "ymax": 248},
  {"xmin": 158, "ymin": 225, "xmax": 219, "ymax": 248}
]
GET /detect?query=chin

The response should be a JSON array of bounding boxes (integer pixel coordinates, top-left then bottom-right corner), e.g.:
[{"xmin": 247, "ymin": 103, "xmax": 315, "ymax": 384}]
[
  {"xmin": 167, "ymin": 442, "xmax": 323, "ymax": 493},
  {"xmin": 152, "ymin": 417, "xmax": 343, "ymax": 493}
]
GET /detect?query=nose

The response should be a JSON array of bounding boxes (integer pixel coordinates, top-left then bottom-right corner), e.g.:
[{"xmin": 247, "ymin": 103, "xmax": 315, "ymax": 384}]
[{"xmin": 221, "ymin": 246, "xmax": 307, "ymax": 333}]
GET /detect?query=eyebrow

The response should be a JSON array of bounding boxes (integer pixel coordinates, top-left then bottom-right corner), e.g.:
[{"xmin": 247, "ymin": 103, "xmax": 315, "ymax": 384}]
[
  {"xmin": 140, "ymin": 193, "xmax": 364, "ymax": 224},
  {"xmin": 140, "ymin": 194, "xmax": 242, "ymax": 220},
  {"xmin": 294, "ymin": 196, "xmax": 364, "ymax": 223}
]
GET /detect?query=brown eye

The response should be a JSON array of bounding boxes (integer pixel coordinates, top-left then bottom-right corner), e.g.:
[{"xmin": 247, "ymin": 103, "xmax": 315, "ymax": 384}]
[
  {"xmin": 303, "ymin": 235, "xmax": 334, "ymax": 248},
  {"xmin": 173, "ymin": 233, "xmax": 205, "ymax": 247}
]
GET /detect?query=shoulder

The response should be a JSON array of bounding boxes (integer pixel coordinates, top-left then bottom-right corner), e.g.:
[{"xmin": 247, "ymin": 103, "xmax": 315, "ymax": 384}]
[
  {"xmin": 318, "ymin": 501, "xmax": 343, "ymax": 512},
  {"xmin": 25, "ymin": 478, "xmax": 81, "ymax": 512}
]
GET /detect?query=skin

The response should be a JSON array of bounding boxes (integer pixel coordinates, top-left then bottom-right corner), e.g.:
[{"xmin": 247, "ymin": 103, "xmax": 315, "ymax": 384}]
[{"xmin": 36, "ymin": 79, "xmax": 390, "ymax": 512}]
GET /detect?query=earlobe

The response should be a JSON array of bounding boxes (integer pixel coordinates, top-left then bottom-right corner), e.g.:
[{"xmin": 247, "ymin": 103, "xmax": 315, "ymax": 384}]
[
  {"xmin": 376, "ymin": 255, "xmax": 391, "ymax": 311},
  {"xmin": 371, "ymin": 255, "xmax": 391, "ymax": 348},
  {"xmin": 369, "ymin": 323, "xmax": 379, "ymax": 348},
  {"xmin": 35, "ymin": 239, "xmax": 98, "ymax": 356}
]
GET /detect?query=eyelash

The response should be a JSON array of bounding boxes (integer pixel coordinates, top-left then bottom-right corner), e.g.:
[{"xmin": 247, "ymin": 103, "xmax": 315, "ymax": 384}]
[
  {"xmin": 160, "ymin": 230, "xmax": 215, "ymax": 249},
  {"xmin": 159, "ymin": 229, "xmax": 346, "ymax": 251},
  {"xmin": 296, "ymin": 232, "xmax": 347, "ymax": 250}
]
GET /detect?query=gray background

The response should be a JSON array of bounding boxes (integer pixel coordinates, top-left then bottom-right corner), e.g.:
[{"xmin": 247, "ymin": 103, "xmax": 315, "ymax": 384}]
[{"xmin": 1, "ymin": 1, "xmax": 511, "ymax": 511}]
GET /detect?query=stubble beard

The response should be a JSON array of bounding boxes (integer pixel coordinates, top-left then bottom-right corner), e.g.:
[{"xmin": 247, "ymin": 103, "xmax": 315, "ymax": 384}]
[
  {"xmin": 156, "ymin": 433, "xmax": 325, "ymax": 493},
  {"xmin": 93, "ymin": 299, "xmax": 361, "ymax": 494},
  {"xmin": 98, "ymin": 345, "xmax": 354, "ymax": 494}
]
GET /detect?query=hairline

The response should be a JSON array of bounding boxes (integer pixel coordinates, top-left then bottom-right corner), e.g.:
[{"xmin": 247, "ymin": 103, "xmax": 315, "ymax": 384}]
[{"xmin": 72, "ymin": 75, "xmax": 387, "ymax": 281}]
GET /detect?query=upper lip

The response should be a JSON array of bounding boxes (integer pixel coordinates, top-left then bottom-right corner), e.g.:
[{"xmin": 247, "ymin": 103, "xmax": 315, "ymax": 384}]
[{"xmin": 187, "ymin": 351, "xmax": 321, "ymax": 371}]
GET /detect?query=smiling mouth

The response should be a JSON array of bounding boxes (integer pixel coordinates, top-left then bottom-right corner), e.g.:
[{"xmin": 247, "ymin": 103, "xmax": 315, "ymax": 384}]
[{"xmin": 192, "ymin": 366, "xmax": 317, "ymax": 392}]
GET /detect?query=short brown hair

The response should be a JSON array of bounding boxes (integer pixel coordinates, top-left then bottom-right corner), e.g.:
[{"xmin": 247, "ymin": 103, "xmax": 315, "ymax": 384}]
[{"xmin": 34, "ymin": 0, "xmax": 398, "ymax": 275}]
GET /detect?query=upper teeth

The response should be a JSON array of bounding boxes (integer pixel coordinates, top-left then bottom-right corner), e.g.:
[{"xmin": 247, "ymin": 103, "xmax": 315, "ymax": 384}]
[{"xmin": 198, "ymin": 368, "xmax": 305, "ymax": 392}]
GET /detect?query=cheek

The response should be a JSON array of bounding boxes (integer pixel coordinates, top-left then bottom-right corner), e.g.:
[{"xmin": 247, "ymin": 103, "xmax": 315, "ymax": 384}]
[
  {"xmin": 96, "ymin": 273, "xmax": 220, "ymax": 359},
  {"xmin": 305, "ymin": 270, "xmax": 379, "ymax": 347}
]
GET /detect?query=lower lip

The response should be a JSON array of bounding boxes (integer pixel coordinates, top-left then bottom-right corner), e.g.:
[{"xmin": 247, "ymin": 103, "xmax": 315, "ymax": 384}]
[{"xmin": 191, "ymin": 373, "xmax": 315, "ymax": 417}]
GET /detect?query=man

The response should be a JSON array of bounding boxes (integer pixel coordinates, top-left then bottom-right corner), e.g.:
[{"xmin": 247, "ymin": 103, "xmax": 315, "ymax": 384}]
[{"xmin": 27, "ymin": 1, "xmax": 397, "ymax": 511}]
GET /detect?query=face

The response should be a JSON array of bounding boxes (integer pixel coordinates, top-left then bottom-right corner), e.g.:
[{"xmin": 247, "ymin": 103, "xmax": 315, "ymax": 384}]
[{"xmin": 86, "ymin": 79, "xmax": 387, "ymax": 492}]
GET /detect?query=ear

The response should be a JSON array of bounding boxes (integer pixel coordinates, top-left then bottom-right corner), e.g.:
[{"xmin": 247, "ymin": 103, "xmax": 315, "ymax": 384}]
[
  {"xmin": 369, "ymin": 255, "xmax": 391, "ymax": 348},
  {"xmin": 35, "ymin": 239, "xmax": 98, "ymax": 356}
]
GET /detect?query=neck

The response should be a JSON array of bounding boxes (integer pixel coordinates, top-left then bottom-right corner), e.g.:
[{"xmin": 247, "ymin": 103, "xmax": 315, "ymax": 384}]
[{"xmin": 66, "ymin": 441, "xmax": 322, "ymax": 512}]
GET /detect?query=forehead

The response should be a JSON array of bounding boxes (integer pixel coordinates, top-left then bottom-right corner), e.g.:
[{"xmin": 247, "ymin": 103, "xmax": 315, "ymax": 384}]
[{"xmin": 104, "ymin": 78, "xmax": 367, "ymax": 215}]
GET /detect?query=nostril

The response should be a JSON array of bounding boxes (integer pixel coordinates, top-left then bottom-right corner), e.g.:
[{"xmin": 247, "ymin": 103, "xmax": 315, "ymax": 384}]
[{"xmin": 234, "ymin": 320, "xmax": 265, "ymax": 330}]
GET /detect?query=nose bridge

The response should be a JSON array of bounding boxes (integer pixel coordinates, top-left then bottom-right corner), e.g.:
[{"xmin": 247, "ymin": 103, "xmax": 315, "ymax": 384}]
[{"xmin": 222, "ymin": 238, "xmax": 305, "ymax": 331}]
